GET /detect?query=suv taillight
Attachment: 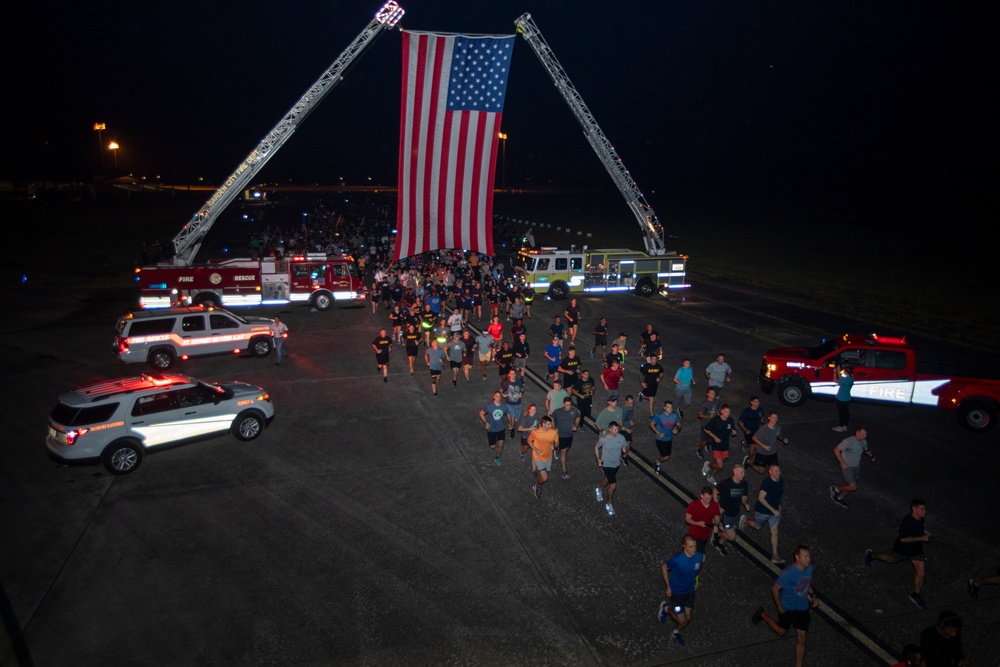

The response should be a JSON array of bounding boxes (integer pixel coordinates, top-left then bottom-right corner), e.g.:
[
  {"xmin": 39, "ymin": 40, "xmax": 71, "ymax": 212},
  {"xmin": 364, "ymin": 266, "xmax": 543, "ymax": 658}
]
[
  {"xmin": 65, "ymin": 428, "xmax": 89, "ymax": 445},
  {"xmin": 118, "ymin": 337, "xmax": 129, "ymax": 354}
]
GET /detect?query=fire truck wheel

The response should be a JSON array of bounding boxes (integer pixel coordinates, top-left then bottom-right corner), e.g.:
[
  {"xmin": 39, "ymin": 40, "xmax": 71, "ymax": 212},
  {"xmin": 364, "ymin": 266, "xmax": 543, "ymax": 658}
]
[
  {"xmin": 102, "ymin": 439, "xmax": 143, "ymax": 475},
  {"xmin": 547, "ymin": 281, "xmax": 568, "ymax": 301},
  {"xmin": 777, "ymin": 380, "xmax": 808, "ymax": 408},
  {"xmin": 148, "ymin": 347, "xmax": 177, "ymax": 370},
  {"xmin": 313, "ymin": 291, "xmax": 334, "ymax": 311},
  {"xmin": 635, "ymin": 278, "xmax": 655, "ymax": 298},
  {"xmin": 250, "ymin": 336, "xmax": 273, "ymax": 358},
  {"xmin": 958, "ymin": 400, "xmax": 996, "ymax": 432},
  {"xmin": 195, "ymin": 294, "xmax": 221, "ymax": 308},
  {"xmin": 232, "ymin": 410, "xmax": 265, "ymax": 441}
]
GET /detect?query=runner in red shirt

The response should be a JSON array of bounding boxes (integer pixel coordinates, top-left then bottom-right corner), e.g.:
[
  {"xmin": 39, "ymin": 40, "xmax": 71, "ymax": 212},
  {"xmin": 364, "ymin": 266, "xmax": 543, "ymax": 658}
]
[{"xmin": 685, "ymin": 486, "xmax": 722, "ymax": 557}]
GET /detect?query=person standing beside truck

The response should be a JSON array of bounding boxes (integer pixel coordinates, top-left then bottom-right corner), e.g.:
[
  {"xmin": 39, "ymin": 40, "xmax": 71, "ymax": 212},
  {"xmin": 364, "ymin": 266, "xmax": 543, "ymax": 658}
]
[
  {"xmin": 833, "ymin": 365, "xmax": 855, "ymax": 432},
  {"xmin": 272, "ymin": 316, "xmax": 289, "ymax": 365}
]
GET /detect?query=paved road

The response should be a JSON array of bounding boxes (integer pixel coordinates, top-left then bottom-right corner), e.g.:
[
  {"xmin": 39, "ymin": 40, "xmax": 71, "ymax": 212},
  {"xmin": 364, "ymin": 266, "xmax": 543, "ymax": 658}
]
[{"xmin": 1, "ymin": 283, "xmax": 998, "ymax": 666}]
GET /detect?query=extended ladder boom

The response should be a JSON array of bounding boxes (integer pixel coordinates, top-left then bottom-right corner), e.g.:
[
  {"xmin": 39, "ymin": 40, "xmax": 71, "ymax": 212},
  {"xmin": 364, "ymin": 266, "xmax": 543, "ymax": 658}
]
[
  {"xmin": 171, "ymin": 2, "xmax": 405, "ymax": 266},
  {"xmin": 514, "ymin": 13, "xmax": 667, "ymax": 256}
]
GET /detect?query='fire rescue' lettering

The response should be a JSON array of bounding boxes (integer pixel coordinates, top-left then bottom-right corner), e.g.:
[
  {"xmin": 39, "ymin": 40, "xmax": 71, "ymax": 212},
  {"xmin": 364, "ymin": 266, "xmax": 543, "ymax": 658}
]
[
  {"xmin": 178, "ymin": 277, "xmax": 194, "ymax": 282},
  {"xmin": 233, "ymin": 275, "xmax": 255, "ymax": 281}
]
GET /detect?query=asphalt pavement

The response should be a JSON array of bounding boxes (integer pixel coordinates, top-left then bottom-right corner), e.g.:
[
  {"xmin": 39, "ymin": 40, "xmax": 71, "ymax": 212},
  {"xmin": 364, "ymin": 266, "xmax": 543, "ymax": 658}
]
[{"xmin": 1, "ymin": 282, "xmax": 998, "ymax": 666}]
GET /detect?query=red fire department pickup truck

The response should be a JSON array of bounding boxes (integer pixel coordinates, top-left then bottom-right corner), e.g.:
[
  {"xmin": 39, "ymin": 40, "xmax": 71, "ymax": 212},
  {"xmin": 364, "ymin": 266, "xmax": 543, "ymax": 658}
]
[{"xmin": 758, "ymin": 333, "xmax": 1000, "ymax": 432}]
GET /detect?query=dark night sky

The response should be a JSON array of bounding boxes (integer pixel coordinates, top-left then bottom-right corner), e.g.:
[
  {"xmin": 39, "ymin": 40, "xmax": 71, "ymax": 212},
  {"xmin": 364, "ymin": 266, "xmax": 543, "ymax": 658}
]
[{"xmin": 3, "ymin": 1, "xmax": 994, "ymax": 212}]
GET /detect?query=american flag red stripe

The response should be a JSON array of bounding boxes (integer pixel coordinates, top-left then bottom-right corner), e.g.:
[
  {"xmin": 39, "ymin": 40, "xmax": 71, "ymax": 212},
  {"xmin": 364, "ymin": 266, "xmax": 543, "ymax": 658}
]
[{"xmin": 395, "ymin": 31, "xmax": 514, "ymax": 260}]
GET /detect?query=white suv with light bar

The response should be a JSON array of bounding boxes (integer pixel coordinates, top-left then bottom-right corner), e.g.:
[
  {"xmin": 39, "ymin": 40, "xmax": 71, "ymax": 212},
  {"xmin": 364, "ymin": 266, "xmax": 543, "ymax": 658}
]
[
  {"xmin": 114, "ymin": 306, "xmax": 277, "ymax": 370},
  {"xmin": 45, "ymin": 374, "xmax": 275, "ymax": 474}
]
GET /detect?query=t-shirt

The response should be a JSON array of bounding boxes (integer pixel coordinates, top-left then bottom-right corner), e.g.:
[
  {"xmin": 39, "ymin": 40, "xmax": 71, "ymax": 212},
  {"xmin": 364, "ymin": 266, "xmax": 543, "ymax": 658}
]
[
  {"xmin": 552, "ymin": 406, "xmax": 581, "ymax": 437},
  {"xmin": 500, "ymin": 377, "xmax": 525, "ymax": 405},
  {"xmin": 546, "ymin": 389, "xmax": 569, "ymax": 412},
  {"xmin": 716, "ymin": 477, "xmax": 749, "ymax": 516},
  {"xmin": 487, "ymin": 322, "xmax": 503, "ymax": 341},
  {"xmin": 595, "ymin": 407, "xmax": 623, "ymax": 433},
  {"xmin": 705, "ymin": 415, "xmax": 736, "ymax": 452},
  {"xmin": 893, "ymin": 514, "xmax": 926, "ymax": 557},
  {"xmin": 738, "ymin": 406, "xmax": 765, "ymax": 436},
  {"xmin": 836, "ymin": 374, "xmax": 855, "ymax": 402},
  {"xmin": 836, "ymin": 435, "xmax": 868, "ymax": 467},
  {"xmin": 404, "ymin": 331, "xmax": 420, "ymax": 351},
  {"xmin": 620, "ymin": 404, "xmax": 635, "ymax": 432},
  {"xmin": 699, "ymin": 396, "xmax": 720, "ymax": 423},
  {"xmin": 446, "ymin": 340, "xmax": 465, "ymax": 363},
  {"xmin": 686, "ymin": 499, "xmax": 721, "ymax": 541},
  {"xmin": 545, "ymin": 344, "xmax": 562, "ymax": 366},
  {"xmin": 705, "ymin": 361, "xmax": 732, "ymax": 387},
  {"xmin": 425, "ymin": 346, "xmax": 446, "ymax": 371},
  {"xmin": 664, "ymin": 550, "xmax": 704, "ymax": 596},
  {"xmin": 674, "ymin": 365, "xmax": 693, "ymax": 390},
  {"xmin": 601, "ymin": 366, "xmax": 624, "ymax": 390},
  {"xmin": 527, "ymin": 427, "xmax": 558, "ymax": 461},
  {"xmin": 604, "ymin": 352, "xmax": 624, "ymax": 369},
  {"xmin": 560, "ymin": 355, "xmax": 581, "ymax": 379},
  {"xmin": 596, "ymin": 433, "xmax": 627, "ymax": 469},
  {"xmin": 372, "ymin": 336, "xmax": 392, "ymax": 354},
  {"xmin": 650, "ymin": 411, "xmax": 680, "ymax": 441},
  {"xmin": 919, "ymin": 624, "xmax": 965, "ymax": 667},
  {"xmin": 640, "ymin": 362, "xmax": 664, "ymax": 386},
  {"xmin": 482, "ymin": 401, "xmax": 510, "ymax": 433},
  {"xmin": 549, "ymin": 322, "xmax": 565, "ymax": 339},
  {"xmin": 574, "ymin": 377, "xmax": 596, "ymax": 401},
  {"xmin": 776, "ymin": 564, "xmax": 813, "ymax": 611},
  {"xmin": 447, "ymin": 313, "xmax": 464, "ymax": 331},
  {"xmin": 755, "ymin": 475, "xmax": 785, "ymax": 515},
  {"xmin": 475, "ymin": 334, "xmax": 493, "ymax": 354},
  {"xmin": 753, "ymin": 424, "xmax": 783, "ymax": 455}
]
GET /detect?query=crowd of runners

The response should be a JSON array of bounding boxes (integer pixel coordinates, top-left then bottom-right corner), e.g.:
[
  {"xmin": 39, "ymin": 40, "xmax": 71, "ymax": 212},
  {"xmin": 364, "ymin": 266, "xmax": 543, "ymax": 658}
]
[{"xmin": 358, "ymin": 245, "xmax": 986, "ymax": 667}]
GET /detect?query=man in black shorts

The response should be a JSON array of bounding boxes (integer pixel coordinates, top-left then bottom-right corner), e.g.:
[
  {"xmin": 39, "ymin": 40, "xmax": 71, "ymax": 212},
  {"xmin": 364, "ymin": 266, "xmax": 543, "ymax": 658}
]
[
  {"xmin": 371, "ymin": 328, "xmax": 392, "ymax": 383},
  {"xmin": 752, "ymin": 544, "xmax": 817, "ymax": 667},
  {"xmin": 638, "ymin": 353, "xmax": 664, "ymax": 414},
  {"xmin": 403, "ymin": 323, "xmax": 420, "ymax": 375},
  {"xmin": 551, "ymin": 397, "xmax": 581, "ymax": 480},
  {"xmin": 865, "ymin": 498, "xmax": 932, "ymax": 610}
]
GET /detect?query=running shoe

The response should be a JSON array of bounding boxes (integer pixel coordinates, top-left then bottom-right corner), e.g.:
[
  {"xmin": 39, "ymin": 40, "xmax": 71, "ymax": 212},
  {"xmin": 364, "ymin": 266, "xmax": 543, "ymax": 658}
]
[
  {"xmin": 863, "ymin": 548, "xmax": 873, "ymax": 567},
  {"xmin": 658, "ymin": 600, "xmax": 668, "ymax": 623},
  {"xmin": 706, "ymin": 475, "xmax": 717, "ymax": 486},
  {"xmin": 594, "ymin": 486, "xmax": 603, "ymax": 502},
  {"xmin": 739, "ymin": 439, "xmax": 747, "ymax": 452},
  {"xmin": 738, "ymin": 514, "xmax": 748, "ymax": 530},
  {"xmin": 829, "ymin": 485, "xmax": 839, "ymax": 501},
  {"xmin": 672, "ymin": 631, "xmax": 685, "ymax": 647},
  {"xmin": 531, "ymin": 483, "xmax": 538, "ymax": 498},
  {"xmin": 771, "ymin": 555, "xmax": 786, "ymax": 565},
  {"xmin": 751, "ymin": 606, "xmax": 764, "ymax": 625},
  {"xmin": 696, "ymin": 448, "xmax": 705, "ymax": 460},
  {"xmin": 554, "ymin": 449, "xmax": 560, "ymax": 460},
  {"xmin": 562, "ymin": 473, "xmax": 571, "ymax": 479},
  {"xmin": 701, "ymin": 461, "xmax": 711, "ymax": 477},
  {"xmin": 495, "ymin": 457, "xmax": 502, "ymax": 466},
  {"xmin": 742, "ymin": 455, "xmax": 750, "ymax": 468},
  {"xmin": 655, "ymin": 463, "xmax": 661, "ymax": 475},
  {"xmin": 605, "ymin": 503, "xmax": 615, "ymax": 517},
  {"xmin": 832, "ymin": 425, "xmax": 847, "ymax": 432},
  {"xmin": 712, "ymin": 535, "xmax": 726, "ymax": 555},
  {"xmin": 909, "ymin": 593, "xmax": 927, "ymax": 610},
  {"xmin": 832, "ymin": 496, "xmax": 849, "ymax": 509}
]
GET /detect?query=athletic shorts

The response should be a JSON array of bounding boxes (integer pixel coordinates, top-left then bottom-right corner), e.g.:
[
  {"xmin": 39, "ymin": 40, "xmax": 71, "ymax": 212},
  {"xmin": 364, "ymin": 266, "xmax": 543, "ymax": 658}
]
[
  {"xmin": 777, "ymin": 609, "xmax": 811, "ymax": 631},
  {"xmin": 754, "ymin": 451, "xmax": 778, "ymax": 468},
  {"xmin": 376, "ymin": 353, "xmax": 389, "ymax": 365},
  {"xmin": 655, "ymin": 439, "xmax": 673, "ymax": 457},
  {"xmin": 602, "ymin": 466, "xmax": 620, "ymax": 484},
  {"xmin": 430, "ymin": 369, "xmax": 442, "ymax": 377},
  {"xmin": 506, "ymin": 404, "xmax": 522, "ymax": 421},
  {"xmin": 547, "ymin": 364, "xmax": 560, "ymax": 374},
  {"xmin": 643, "ymin": 382, "xmax": 659, "ymax": 397},
  {"xmin": 462, "ymin": 355, "xmax": 473, "ymax": 366},
  {"xmin": 487, "ymin": 430, "xmax": 505, "ymax": 446},
  {"xmin": 606, "ymin": 389, "xmax": 620, "ymax": 402},
  {"xmin": 623, "ymin": 430, "xmax": 632, "ymax": 443},
  {"xmin": 712, "ymin": 450, "xmax": 729, "ymax": 462},
  {"xmin": 558, "ymin": 436, "xmax": 573, "ymax": 451},
  {"xmin": 479, "ymin": 353, "xmax": 492, "ymax": 362},
  {"xmin": 755, "ymin": 511, "xmax": 780, "ymax": 527},
  {"xmin": 449, "ymin": 360, "xmax": 461, "ymax": 369},
  {"xmin": 406, "ymin": 348, "xmax": 419, "ymax": 358},
  {"xmin": 842, "ymin": 466, "xmax": 861, "ymax": 485},
  {"xmin": 669, "ymin": 590, "xmax": 696, "ymax": 612},
  {"xmin": 890, "ymin": 548, "xmax": 926, "ymax": 562},
  {"xmin": 722, "ymin": 513, "xmax": 740, "ymax": 531},
  {"xmin": 513, "ymin": 357, "xmax": 526, "ymax": 369},
  {"xmin": 535, "ymin": 458, "xmax": 552, "ymax": 472}
]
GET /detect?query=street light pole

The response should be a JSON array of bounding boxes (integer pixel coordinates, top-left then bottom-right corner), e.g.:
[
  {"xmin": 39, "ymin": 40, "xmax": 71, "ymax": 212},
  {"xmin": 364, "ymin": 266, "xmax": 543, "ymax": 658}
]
[
  {"xmin": 93, "ymin": 123, "xmax": 106, "ymax": 168},
  {"xmin": 108, "ymin": 141, "xmax": 119, "ymax": 169},
  {"xmin": 497, "ymin": 132, "xmax": 507, "ymax": 191}
]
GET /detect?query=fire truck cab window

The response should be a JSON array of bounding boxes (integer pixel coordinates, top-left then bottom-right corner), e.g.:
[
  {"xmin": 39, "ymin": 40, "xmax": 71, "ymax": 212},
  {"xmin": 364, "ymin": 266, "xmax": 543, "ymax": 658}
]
[
  {"xmin": 837, "ymin": 349, "xmax": 867, "ymax": 367},
  {"xmin": 131, "ymin": 392, "xmax": 177, "ymax": 417},
  {"xmin": 293, "ymin": 265, "xmax": 310, "ymax": 278},
  {"xmin": 570, "ymin": 258, "xmax": 583, "ymax": 270},
  {"xmin": 555, "ymin": 258, "xmax": 568, "ymax": 271},
  {"xmin": 209, "ymin": 314, "xmax": 240, "ymax": 330},
  {"xmin": 537, "ymin": 258, "xmax": 550, "ymax": 271},
  {"xmin": 182, "ymin": 316, "xmax": 206, "ymax": 332},
  {"xmin": 871, "ymin": 350, "xmax": 907, "ymax": 370},
  {"xmin": 333, "ymin": 265, "xmax": 347, "ymax": 278},
  {"xmin": 310, "ymin": 265, "xmax": 327, "ymax": 280},
  {"xmin": 525, "ymin": 258, "xmax": 536, "ymax": 271}
]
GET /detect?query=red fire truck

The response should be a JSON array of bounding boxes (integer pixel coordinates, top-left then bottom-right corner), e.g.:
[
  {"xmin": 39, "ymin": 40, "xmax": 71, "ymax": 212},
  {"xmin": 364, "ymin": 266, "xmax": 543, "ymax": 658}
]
[{"xmin": 137, "ymin": 253, "xmax": 365, "ymax": 311}]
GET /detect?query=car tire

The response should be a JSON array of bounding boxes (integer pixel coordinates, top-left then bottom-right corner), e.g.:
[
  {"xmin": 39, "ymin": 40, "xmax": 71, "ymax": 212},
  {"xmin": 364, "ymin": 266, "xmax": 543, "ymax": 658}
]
[
  {"xmin": 233, "ymin": 410, "xmax": 265, "ymax": 441},
  {"xmin": 313, "ymin": 291, "xmax": 333, "ymax": 311},
  {"xmin": 194, "ymin": 293, "xmax": 221, "ymax": 309},
  {"xmin": 102, "ymin": 439, "xmax": 143, "ymax": 475},
  {"xmin": 547, "ymin": 281, "xmax": 568, "ymax": 301},
  {"xmin": 148, "ymin": 347, "xmax": 177, "ymax": 370},
  {"xmin": 957, "ymin": 400, "xmax": 996, "ymax": 432},
  {"xmin": 635, "ymin": 278, "xmax": 655, "ymax": 298},
  {"xmin": 250, "ymin": 336, "xmax": 273, "ymax": 358},
  {"xmin": 777, "ymin": 380, "xmax": 808, "ymax": 407}
]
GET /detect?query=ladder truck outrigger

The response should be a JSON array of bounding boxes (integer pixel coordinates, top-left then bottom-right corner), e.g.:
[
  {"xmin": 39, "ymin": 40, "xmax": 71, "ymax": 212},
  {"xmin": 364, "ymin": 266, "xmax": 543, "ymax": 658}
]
[
  {"xmin": 136, "ymin": 2, "xmax": 405, "ymax": 311},
  {"xmin": 512, "ymin": 13, "xmax": 689, "ymax": 301}
]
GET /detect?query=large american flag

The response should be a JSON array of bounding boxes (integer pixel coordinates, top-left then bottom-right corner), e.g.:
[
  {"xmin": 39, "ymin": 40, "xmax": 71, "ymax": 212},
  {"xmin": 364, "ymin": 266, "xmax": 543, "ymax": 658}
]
[{"xmin": 394, "ymin": 31, "xmax": 515, "ymax": 260}]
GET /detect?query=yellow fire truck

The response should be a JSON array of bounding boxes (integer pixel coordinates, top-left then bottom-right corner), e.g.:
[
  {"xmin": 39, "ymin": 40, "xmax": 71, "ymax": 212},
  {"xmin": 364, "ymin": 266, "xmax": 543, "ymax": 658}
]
[{"xmin": 518, "ymin": 247, "xmax": 688, "ymax": 300}]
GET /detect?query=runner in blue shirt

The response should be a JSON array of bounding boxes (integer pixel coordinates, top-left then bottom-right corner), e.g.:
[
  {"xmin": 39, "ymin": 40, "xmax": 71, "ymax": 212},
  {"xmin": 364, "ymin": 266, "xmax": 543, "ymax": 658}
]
[
  {"xmin": 752, "ymin": 544, "xmax": 817, "ymax": 667},
  {"xmin": 658, "ymin": 535, "xmax": 705, "ymax": 647}
]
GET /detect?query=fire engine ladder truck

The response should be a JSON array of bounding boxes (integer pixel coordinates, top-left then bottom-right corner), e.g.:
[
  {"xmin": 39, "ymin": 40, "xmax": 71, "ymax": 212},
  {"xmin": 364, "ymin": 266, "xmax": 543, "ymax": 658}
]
[
  {"xmin": 169, "ymin": 1, "xmax": 406, "ymax": 266},
  {"xmin": 514, "ymin": 13, "xmax": 667, "ymax": 256}
]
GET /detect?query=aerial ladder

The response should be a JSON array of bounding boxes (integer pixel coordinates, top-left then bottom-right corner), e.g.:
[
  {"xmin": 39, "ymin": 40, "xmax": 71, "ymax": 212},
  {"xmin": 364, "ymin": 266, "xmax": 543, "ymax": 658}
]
[
  {"xmin": 169, "ymin": 1, "xmax": 405, "ymax": 266},
  {"xmin": 514, "ymin": 13, "xmax": 668, "ymax": 256}
]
